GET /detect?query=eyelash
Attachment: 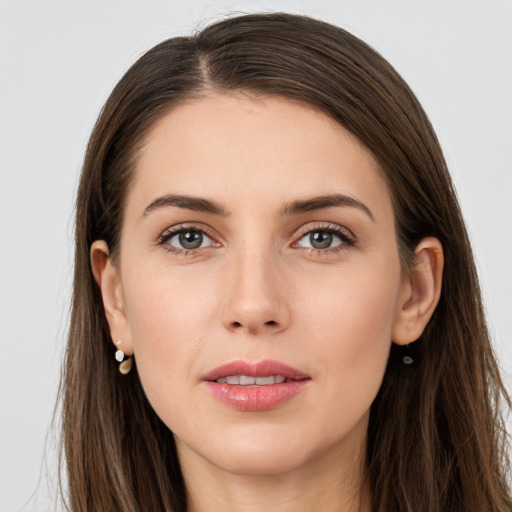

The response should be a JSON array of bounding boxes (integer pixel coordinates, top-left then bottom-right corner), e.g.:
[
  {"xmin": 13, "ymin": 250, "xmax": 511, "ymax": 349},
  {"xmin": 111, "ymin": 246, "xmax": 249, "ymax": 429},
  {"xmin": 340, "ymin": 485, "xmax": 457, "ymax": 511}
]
[
  {"xmin": 156, "ymin": 223, "xmax": 219, "ymax": 256},
  {"xmin": 156, "ymin": 222, "xmax": 356, "ymax": 256},
  {"xmin": 292, "ymin": 222, "xmax": 356, "ymax": 255}
]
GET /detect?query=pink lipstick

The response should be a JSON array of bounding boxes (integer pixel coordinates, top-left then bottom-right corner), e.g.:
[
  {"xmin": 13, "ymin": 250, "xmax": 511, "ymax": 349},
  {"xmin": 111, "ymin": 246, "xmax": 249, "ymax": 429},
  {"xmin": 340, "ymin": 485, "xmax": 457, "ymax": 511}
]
[{"xmin": 202, "ymin": 360, "xmax": 311, "ymax": 411}]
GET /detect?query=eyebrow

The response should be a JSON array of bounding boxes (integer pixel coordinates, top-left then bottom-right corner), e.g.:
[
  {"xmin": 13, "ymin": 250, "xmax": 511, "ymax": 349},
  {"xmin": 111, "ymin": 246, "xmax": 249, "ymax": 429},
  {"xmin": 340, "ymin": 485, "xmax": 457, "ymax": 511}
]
[
  {"xmin": 279, "ymin": 194, "xmax": 375, "ymax": 221},
  {"xmin": 142, "ymin": 194, "xmax": 229, "ymax": 218},
  {"xmin": 141, "ymin": 193, "xmax": 374, "ymax": 221}
]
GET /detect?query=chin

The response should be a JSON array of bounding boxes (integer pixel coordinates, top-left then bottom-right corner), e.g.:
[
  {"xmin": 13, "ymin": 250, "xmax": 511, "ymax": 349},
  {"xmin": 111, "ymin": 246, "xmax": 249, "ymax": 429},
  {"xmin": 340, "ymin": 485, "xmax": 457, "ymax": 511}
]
[
  {"xmin": 207, "ymin": 441, "xmax": 312, "ymax": 477},
  {"xmin": 175, "ymin": 419, "xmax": 353, "ymax": 479}
]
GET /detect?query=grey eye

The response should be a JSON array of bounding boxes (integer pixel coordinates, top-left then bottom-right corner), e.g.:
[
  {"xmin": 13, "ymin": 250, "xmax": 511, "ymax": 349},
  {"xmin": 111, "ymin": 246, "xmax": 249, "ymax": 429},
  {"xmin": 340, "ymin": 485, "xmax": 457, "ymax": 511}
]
[
  {"xmin": 168, "ymin": 230, "xmax": 213, "ymax": 250},
  {"xmin": 310, "ymin": 231, "xmax": 332, "ymax": 249},
  {"xmin": 298, "ymin": 231, "xmax": 343, "ymax": 250}
]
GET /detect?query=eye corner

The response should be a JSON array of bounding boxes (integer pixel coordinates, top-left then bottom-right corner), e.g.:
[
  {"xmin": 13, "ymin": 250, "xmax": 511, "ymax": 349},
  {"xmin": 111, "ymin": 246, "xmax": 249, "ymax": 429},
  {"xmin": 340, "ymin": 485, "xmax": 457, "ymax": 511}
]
[
  {"xmin": 291, "ymin": 222, "xmax": 357, "ymax": 254},
  {"xmin": 156, "ymin": 223, "xmax": 221, "ymax": 255}
]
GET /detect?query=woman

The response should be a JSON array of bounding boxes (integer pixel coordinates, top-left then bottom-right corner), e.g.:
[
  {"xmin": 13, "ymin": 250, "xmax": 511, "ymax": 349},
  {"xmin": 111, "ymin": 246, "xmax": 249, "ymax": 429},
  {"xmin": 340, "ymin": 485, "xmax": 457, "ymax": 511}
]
[{"xmin": 62, "ymin": 12, "xmax": 511, "ymax": 511}]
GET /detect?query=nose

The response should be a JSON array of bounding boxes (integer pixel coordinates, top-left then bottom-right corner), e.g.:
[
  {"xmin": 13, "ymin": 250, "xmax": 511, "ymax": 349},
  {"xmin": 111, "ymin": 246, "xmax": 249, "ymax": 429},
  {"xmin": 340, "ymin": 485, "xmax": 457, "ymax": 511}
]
[{"xmin": 221, "ymin": 244, "xmax": 290, "ymax": 336}]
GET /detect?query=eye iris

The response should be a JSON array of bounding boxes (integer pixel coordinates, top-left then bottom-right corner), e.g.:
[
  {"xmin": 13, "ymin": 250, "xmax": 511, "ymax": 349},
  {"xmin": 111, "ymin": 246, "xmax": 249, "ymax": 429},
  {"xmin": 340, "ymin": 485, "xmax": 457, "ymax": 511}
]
[
  {"xmin": 310, "ymin": 231, "xmax": 332, "ymax": 249},
  {"xmin": 178, "ymin": 230, "xmax": 203, "ymax": 249}
]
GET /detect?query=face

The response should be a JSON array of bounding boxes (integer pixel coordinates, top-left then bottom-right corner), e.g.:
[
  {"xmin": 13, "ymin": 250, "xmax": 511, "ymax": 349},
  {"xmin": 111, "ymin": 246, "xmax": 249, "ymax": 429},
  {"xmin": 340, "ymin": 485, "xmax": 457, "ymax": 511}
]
[{"xmin": 107, "ymin": 93, "xmax": 412, "ymax": 477}]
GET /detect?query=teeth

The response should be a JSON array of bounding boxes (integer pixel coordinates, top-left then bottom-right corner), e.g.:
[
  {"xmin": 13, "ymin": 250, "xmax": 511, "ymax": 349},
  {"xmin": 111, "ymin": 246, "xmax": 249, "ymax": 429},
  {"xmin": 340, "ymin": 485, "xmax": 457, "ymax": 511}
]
[
  {"xmin": 255, "ymin": 376, "xmax": 274, "ymax": 385},
  {"xmin": 240, "ymin": 375, "xmax": 255, "ymax": 385},
  {"xmin": 216, "ymin": 375, "xmax": 286, "ymax": 385}
]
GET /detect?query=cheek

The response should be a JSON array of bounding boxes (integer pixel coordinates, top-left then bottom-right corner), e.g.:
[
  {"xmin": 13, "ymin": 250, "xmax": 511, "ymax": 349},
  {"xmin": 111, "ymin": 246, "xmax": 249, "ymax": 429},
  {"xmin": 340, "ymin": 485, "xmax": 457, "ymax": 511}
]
[
  {"xmin": 124, "ymin": 262, "xmax": 217, "ymax": 339},
  {"xmin": 302, "ymin": 265, "xmax": 400, "ymax": 409},
  {"xmin": 121, "ymin": 268, "xmax": 219, "ymax": 403},
  {"xmin": 302, "ymin": 261, "xmax": 400, "ymax": 345}
]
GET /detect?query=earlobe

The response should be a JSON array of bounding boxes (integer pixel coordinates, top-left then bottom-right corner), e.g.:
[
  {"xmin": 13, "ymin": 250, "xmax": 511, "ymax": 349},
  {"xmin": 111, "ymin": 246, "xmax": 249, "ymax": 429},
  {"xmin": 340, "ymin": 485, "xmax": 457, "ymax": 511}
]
[
  {"xmin": 90, "ymin": 240, "xmax": 134, "ymax": 355},
  {"xmin": 392, "ymin": 237, "xmax": 444, "ymax": 345}
]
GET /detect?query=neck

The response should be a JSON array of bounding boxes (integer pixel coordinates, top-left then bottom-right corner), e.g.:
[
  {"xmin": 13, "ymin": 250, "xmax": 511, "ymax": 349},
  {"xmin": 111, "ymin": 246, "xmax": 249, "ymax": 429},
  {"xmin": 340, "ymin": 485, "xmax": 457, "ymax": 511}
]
[{"xmin": 177, "ymin": 423, "xmax": 371, "ymax": 512}]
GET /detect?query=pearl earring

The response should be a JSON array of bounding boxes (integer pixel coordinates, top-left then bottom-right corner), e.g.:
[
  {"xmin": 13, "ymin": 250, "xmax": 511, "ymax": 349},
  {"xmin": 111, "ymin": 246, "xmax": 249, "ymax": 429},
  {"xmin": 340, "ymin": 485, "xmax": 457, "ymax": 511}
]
[
  {"xmin": 115, "ymin": 341, "xmax": 133, "ymax": 375},
  {"xmin": 402, "ymin": 343, "xmax": 414, "ymax": 365}
]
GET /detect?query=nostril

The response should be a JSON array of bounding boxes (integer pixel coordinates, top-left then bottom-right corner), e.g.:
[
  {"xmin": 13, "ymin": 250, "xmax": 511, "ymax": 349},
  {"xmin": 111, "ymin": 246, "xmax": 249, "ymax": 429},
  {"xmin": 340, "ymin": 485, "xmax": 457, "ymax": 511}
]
[{"xmin": 228, "ymin": 319, "xmax": 280, "ymax": 331}]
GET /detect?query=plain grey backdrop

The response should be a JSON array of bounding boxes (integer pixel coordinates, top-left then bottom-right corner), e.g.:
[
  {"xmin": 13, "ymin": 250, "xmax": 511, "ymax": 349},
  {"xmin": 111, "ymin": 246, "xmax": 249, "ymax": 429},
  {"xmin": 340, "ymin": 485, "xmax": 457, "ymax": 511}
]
[{"xmin": 1, "ymin": 1, "xmax": 511, "ymax": 510}]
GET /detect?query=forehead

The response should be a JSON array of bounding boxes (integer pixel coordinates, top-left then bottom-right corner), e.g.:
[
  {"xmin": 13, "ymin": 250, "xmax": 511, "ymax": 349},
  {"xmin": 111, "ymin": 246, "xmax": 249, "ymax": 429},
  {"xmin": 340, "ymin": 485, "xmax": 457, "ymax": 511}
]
[{"xmin": 128, "ymin": 93, "xmax": 391, "ymax": 217}]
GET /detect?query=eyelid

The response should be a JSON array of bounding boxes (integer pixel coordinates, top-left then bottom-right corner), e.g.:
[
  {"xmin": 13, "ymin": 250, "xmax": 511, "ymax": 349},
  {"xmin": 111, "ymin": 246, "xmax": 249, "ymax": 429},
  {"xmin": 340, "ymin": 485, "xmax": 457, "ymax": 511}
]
[
  {"xmin": 156, "ymin": 223, "xmax": 221, "ymax": 249},
  {"xmin": 155, "ymin": 221, "xmax": 356, "ymax": 254},
  {"xmin": 292, "ymin": 221, "xmax": 356, "ymax": 242},
  {"xmin": 289, "ymin": 222, "xmax": 357, "ymax": 254}
]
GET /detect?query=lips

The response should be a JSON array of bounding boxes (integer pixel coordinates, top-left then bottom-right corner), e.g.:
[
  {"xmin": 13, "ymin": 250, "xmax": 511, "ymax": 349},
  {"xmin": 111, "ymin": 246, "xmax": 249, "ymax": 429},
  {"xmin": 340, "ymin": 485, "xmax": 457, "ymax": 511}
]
[{"xmin": 202, "ymin": 360, "xmax": 311, "ymax": 411}]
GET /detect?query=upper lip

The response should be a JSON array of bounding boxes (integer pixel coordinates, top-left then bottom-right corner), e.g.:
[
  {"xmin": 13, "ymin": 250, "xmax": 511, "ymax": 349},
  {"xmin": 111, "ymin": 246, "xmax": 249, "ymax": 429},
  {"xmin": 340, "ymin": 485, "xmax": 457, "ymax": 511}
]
[{"xmin": 202, "ymin": 359, "xmax": 310, "ymax": 382}]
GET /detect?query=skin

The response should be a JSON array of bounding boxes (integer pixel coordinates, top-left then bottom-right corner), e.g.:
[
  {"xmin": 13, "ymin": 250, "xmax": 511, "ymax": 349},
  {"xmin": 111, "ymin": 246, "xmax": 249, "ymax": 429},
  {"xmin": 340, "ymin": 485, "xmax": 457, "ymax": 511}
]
[{"xmin": 92, "ymin": 93, "xmax": 443, "ymax": 512}]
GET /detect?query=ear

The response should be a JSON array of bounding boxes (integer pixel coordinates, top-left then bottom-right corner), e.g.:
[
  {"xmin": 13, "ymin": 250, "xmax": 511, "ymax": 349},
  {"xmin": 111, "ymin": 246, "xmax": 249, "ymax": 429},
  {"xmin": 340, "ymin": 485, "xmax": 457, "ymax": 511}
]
[
  {"xmin": 90, "ymin": 240, "xmax": 134, "ymax": 356},
  {"xmin": 392, "ymin": 237, "xmax": 444, "ymax": 345}
]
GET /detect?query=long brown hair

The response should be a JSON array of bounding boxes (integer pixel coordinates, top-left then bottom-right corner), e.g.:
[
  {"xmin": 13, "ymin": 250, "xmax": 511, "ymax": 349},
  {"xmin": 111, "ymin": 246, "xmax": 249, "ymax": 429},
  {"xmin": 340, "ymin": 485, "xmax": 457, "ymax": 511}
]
[{"xmin": 62, "ymin": 12, "xmax": 511, "ymax": 511}]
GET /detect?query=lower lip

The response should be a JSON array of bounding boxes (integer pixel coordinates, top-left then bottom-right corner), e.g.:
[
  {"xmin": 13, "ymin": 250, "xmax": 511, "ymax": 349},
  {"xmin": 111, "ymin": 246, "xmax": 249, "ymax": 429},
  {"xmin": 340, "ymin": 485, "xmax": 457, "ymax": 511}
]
[{"xmin": 203, "ymin": 380, "xmax": 310, "ymax": 411}]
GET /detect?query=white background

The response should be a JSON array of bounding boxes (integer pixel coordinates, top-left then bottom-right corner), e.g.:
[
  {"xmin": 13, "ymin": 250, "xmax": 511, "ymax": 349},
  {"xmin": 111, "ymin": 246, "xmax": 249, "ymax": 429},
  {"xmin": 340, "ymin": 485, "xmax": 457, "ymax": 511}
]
[{"xmin": 1, "ymin": 1, "xmax": 511, "ymax": 510}]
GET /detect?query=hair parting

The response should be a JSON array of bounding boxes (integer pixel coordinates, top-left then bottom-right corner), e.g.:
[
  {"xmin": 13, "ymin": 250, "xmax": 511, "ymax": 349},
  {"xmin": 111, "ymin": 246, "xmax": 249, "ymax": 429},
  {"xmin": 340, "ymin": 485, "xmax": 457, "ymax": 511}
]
[{"xmin": 61, "ymin": 12, "xmax": 511, "ymax": 511}]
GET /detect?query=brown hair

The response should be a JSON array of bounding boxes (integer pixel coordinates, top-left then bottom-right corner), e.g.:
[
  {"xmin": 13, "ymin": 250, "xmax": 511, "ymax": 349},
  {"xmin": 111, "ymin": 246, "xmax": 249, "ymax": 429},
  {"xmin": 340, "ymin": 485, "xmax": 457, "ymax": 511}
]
[{"xmin": 62, "ymin": 12, "xmax": 511, "ymax": 511}]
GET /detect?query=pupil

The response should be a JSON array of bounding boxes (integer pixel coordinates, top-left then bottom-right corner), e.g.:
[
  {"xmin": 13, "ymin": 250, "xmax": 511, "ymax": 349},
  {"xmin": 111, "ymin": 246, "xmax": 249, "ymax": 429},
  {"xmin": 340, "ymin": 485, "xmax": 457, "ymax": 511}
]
[
  {"xmin": 310, "ymin": 231, "xmax": 332, "ymax": 249},
  {"xmin": 179, "ymin": 230, "xmax": 203, "ymax": 249}
]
